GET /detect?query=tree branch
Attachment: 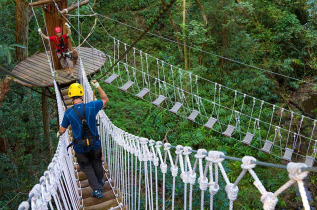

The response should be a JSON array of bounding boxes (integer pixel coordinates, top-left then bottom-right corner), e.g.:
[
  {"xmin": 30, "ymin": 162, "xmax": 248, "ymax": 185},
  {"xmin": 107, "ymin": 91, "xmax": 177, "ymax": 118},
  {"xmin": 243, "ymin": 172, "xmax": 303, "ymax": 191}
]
[
  {"xmin": 60, "ymin": 0, "xmax": 90, "ymax": 15},
  {"xmin": 29, "ymin": 0, "xmax": 61, "ymax": 7}
]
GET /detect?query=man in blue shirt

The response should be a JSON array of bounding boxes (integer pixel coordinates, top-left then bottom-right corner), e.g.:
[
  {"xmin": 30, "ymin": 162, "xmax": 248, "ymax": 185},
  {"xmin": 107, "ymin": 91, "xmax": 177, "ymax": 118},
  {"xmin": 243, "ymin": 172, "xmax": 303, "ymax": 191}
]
[{"xmin": 57, "ymin": 81, "xmax": 109, "ymax": 198}]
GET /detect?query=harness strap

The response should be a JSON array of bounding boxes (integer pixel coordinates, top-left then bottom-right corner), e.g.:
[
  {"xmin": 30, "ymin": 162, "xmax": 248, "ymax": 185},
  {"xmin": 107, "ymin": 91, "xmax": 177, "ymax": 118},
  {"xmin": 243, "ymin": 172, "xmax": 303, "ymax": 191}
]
[
  {"xmin": 72, "ymin": 103, "xmax": 86, "ymax": 122},
  {"xmin": 56, "ymin": 35, "xmax": 68, "ymax": 52},
  {"xmin": 71, "ymin": 104, "xmax": 97, "ymax": 152}
]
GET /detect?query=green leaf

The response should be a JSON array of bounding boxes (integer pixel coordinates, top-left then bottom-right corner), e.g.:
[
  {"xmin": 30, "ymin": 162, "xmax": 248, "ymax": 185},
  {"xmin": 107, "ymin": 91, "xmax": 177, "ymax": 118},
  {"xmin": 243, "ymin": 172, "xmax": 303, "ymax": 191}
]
[{"xmin": 11, "ymin": 44, "xmax": 26, "ymax": 49}]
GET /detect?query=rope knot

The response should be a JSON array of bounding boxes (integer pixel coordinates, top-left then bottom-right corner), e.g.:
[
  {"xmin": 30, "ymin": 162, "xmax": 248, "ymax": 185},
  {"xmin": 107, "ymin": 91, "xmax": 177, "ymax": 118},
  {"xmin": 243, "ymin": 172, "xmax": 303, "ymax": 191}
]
[
  {"xmin": 188, "ymin": 172, "xmax": 196, "ymax": 185},
  {"xmin": 181, "ymin": 172, "xmax": 189, "ymax": 184},
  {"xmin": 175, "ymin": 145, "xmax": 183, "ymax": 155},
  {"xmin": 241, "ymin": 156, "xmax": 257, "ymax": 170},
  {"xmin": 153, "ymin": 157, "xmax": 159, "ymax": 167},
  {"xmin": 30, "ymin": 184, "xmax": 41, "ymax": 197},
  {"xmin": 139, "ymin": 137, "xmax": 148, "ymax": 145},
  {"xmin": 149, "ymin": 140, "xmax": 155, "ymax": 147},
  {"xmin": 45, "ymin": 171, "xmax": 57, "ymax": 196},
  {"xmin": 183, "ymin": 146, "xmax": 192, "ymax": 155},
  {"xmin": 198, "ymin": 177, "xmax": 208, "ymax": 191},
  {"xmin": 206, "ymin": 151, "xmax": 224, "ymax": 163},
  {"xmin": 155, "ymin": 141, "xmax": 163, "ymax": 148},
  {"xmin": 194, "ymin": 149, "xmax": 207, "ymax": 159},
  {"xmin": 160, "ymin": 163, "xmax": 168, "ymax": 174},
  {"xmin": 40, "ymin": 176, "xmax": 52, "ymax": 202},
  {"xmin": 261, "ymin": 192, "xmax": 278, "ymax": 210},
  {"xmin": 209, "ymin": 182, "xmax": 220, "ymax": 195},
  {"xmin": 287, "ymin": 162, "xmax": 308, "ymax": 181},
  {"xmin": 164, "ymin": 143, "xmax": 172, "ymax": 151},
  {"xmin": 225, "ymin": 183, "xmax": 239, "ymax": 201},
  {"xmin": 171, "ymin": 166, "xmax": 178, "ymax": 177},
  {"xmin": 18, "ymin": 201, "xmax": 30, "ymax": 210}
]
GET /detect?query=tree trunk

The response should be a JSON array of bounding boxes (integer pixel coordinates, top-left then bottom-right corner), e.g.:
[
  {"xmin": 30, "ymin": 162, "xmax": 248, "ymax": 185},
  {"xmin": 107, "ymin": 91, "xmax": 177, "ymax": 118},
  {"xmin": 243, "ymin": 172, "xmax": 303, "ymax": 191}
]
[
  {"xmin": 183, "ymin": 0, "xmax": 188, "ymax": 70},
  {"xmin": 0, "ymin": 76, "xmax": 12, "ymax": 107},
  {"xmin": 42, "ymin": 88, "xmax": 52, "ymax": 155},
  {"xmin": 161, "ymin": 0, "xmax": 182, "ymax": 55},
  {"xmin": 194, "ymin": 0, "xmax": 209, "ymax": 65},
  {"xmin": 0, "ymin": 76, "xmax": 12, "ymax": 156},
  {"xmin": 43, "ymin": 0, "xmax": 68, "ymax": 70},
  {"xmin": 0, "ymin": 138, "xmax": 9, "ymax": 154},
  {"xmin": 194, "ymin": 0, "xmax": 208, "ymax": 25},
  {"xmin": 15, "ymin": 0, "xmax": 30, "ymax": 61},
  {"xmin": 221, "ymin": 27, "xmax": 226, "ymax": 69}
]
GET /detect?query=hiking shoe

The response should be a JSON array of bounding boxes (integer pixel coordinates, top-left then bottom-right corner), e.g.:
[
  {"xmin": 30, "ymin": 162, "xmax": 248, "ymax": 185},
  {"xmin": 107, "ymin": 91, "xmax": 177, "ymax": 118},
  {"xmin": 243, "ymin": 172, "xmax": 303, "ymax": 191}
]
[
  {"xmin": 91, "ymin": 189, "xmax": 103, "ymax": 199},
  {"xmin": 100, "ymin": 179, "xmax": 105, "ymax": 187}
]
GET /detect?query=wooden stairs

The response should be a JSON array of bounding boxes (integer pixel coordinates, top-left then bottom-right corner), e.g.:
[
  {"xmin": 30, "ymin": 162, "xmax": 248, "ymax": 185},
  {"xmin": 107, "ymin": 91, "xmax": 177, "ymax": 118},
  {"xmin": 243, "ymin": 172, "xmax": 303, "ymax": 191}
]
[{"xmin": 61, "ymin": 88, "xmax": 125, "ymax": 210}]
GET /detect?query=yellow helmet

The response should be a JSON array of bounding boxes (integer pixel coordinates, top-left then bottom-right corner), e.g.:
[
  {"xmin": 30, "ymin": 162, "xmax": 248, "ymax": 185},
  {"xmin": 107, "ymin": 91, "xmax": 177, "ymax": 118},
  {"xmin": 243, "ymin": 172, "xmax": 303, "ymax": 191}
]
[{"xmin": 68, "ymin": 83, "xmax": 84, "ymax": 98}]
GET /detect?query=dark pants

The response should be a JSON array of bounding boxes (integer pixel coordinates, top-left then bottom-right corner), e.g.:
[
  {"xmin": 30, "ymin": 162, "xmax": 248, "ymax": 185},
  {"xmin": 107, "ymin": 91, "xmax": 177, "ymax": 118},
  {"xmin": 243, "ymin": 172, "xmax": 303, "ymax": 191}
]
[{"xmin": 76, "ymin": 147, "xmax": 104, "ymax": 191}]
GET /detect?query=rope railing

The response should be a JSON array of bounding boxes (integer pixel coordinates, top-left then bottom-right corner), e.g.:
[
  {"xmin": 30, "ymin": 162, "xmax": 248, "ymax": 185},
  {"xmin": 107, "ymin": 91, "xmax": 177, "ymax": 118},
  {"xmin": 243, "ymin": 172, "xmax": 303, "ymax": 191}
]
[
  {"xmin": 18, "ymin": 56, "xmax": 83, "ymax": 209},
  {"xmin": 19, "ymin": 58, "xmax": 315, "ymax": 209},
  {"xmin": 98, "ymin": 42, "xmax": 317, "ymax": 165},
  {"xmin": 18, "ymin": 79, "xmax": 84, "ymax": 209}
]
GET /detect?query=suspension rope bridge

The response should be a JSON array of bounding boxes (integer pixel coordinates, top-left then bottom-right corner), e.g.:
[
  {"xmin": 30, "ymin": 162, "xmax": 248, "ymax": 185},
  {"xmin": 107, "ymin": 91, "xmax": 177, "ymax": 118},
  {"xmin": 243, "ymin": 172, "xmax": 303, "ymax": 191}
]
[
  {"xmin": 7, "ymin": 0, "xmax": 316, "ymax": 209},
  {"xmin": 18, "ymin": 58, "xmax": 316, "ymax": 210}
]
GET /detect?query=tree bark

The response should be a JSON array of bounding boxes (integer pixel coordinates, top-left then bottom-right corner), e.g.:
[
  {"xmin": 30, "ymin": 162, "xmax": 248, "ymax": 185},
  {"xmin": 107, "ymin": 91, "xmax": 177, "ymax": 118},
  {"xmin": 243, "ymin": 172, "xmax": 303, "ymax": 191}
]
[
  {"xmin": 16, "ymin": 0, "xmax": 30, "ymax": 61},
  {"xmin": 42, "ymin": 88, "xmax": 52, "ymax": 155},
  {"xmin": 60, "ymin": 0, "xmax": 89, "ymax": 14},
  {"xmin": 161, "ymin": 0, "xmax": 182, "ymax": 54},
  {"xmin": 0, "ymin": 138, "xmax": 9, "ymax": 154},
  {"xmin": 0, "ymin": 76, "xmax": 12, "ymax": 107},
  {"xmin": 194, "ymin": 0, "xmax": 207, "ymax": 25},
  {"xmin": 43, "ymin": 0, "xmax": 68, "ymax": 70}
]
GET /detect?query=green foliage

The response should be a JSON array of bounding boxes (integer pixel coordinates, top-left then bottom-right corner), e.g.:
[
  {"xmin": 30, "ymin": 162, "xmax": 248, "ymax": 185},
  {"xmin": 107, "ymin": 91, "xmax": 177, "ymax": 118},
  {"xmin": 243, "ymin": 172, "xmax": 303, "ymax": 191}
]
[
  {"xmin": 0, "ymin": 84, "xmax": 57, "ymax": 208},
  {"xmin": 0, "ymin": 44, "xmax": 26, "ymax": 65}
]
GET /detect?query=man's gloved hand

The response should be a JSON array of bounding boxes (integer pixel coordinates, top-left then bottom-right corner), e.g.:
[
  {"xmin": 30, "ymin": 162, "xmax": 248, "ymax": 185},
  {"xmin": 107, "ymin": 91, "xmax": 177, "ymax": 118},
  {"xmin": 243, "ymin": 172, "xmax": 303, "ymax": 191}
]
[
  {"xmin": 38, "ymin": 28, "xmax": 42, "ymax": 35},
  {"xmin": 91, "ymin": 80, "xmax": 100, "ymax": 89},
  {"xmin": 57, "ymin": 131, "xmax": 61, "ymax": 139},
  {"xmin": 65, "ymin": 22, "xmax": 71, "ymax": 28}
]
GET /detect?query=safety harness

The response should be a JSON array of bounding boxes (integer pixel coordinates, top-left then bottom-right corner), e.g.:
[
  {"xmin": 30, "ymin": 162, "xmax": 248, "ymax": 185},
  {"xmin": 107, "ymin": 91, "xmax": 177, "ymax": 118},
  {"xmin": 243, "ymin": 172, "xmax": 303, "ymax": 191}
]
[
  {"xmin": 56, "ymin": 36, "xmax": 72, "ymax": 58},
  {"xmin": 69, "ymin": 104, "xmax": 98, "ymax": 152}
]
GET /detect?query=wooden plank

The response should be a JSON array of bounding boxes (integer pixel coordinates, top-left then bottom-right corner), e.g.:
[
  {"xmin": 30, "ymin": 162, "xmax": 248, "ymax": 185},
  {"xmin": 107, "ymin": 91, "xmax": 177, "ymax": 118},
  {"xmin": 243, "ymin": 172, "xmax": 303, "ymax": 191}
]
[
  {"xmin": 77, "ymin": 48, "xmax": 105, "ymax": 57},
  {"xmin": 78, "ymin": 50, "xmax": 106, "ymax": 61},
  {"xmin": 16, "ymin": 64, "xmax": 53, "ymax": 85},
  {"xmin": 16, "ymin": 63, "xmax": 67, "ymax": 85},
  {"xmin": 13, "ymin": 69, "xmax": 48, "ymax": 86},
  {"xmin": 37, "ymin": 48, "xmax": 106, "ymax": 70},
  {"xmin": 31, "ymin": 54, "xmax": 81, "ymax": 77},
  {"xmin": 80, "ymin": 51, "xmax": 106, "ymax": 61},
  {"xmin": 18, "ymin": 61, "xmax": 61, "ymax": 81},
  {"xmin": 79, "ymin": 56, "xmax": 106, "ymax": 71},
  {"xmin": 14, "ymin": 63, "xmax": 49, "ymax": 80},
  {"xmin": 21, "ymin": 59, "xmax": 70, "ymax": 82},
  {"xmin": 24, "ymin": 57, "xmax": 79, "ymax": 80},
  {"xmin": 12, "ymin": 47, "xmax": 106, "ymax": 88}
]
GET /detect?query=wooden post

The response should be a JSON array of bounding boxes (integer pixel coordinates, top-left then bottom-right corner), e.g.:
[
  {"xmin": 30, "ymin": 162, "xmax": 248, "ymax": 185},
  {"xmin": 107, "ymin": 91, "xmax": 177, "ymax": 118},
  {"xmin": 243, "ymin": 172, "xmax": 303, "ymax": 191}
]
[{"xmin": 42, "ymin": 88, "xmax": 52, "ymax": 155}]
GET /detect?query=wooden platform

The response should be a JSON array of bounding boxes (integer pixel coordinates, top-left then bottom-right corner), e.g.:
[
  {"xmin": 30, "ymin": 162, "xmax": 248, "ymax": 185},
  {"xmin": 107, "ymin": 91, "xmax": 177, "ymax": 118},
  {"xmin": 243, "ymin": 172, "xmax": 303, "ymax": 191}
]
[{"xmin": 11, "ymin": 47, "xmax": 106, "ymax": 87}]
